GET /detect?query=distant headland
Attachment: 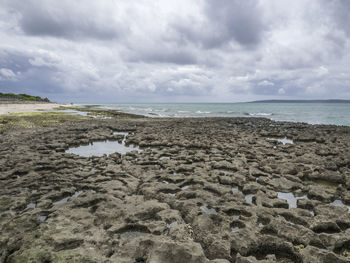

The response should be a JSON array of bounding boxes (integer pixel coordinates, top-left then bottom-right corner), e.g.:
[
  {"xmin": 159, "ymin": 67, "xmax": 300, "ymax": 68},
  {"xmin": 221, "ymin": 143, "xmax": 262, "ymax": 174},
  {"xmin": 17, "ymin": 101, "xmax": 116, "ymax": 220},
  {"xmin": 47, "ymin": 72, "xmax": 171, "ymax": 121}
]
[
  {"xmin": 248, "ymin": 99, "xmax": 350, "ymax": 103},
  {"xmin": 0, "ymin": 92, "xmax": 50, "ymax": 102}
]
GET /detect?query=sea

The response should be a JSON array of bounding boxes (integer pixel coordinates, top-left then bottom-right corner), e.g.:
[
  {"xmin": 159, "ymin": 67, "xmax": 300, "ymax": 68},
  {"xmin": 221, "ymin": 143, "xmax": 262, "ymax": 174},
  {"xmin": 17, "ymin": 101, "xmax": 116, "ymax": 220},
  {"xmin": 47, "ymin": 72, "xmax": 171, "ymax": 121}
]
[{"xmin": 81, "ymin": 103, "xmax": 350, "ymax": 126}]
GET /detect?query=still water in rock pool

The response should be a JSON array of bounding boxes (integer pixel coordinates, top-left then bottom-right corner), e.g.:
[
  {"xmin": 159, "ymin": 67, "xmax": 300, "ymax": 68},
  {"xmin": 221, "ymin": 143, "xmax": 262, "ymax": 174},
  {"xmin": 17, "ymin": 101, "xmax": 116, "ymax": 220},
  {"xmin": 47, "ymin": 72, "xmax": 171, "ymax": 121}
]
[
  {"xmin": 332, "ymin": 199, "xmax": 350, "ymax": 213},
  {"xmin": 66, "ymin": 132, "xmax": 142, "ymax": 157},
  {"xmin": 267, "ymin": 137, "xmax": 294, "ymax": 145},
  {"xmin": 277, "ymin": 192, "xmax": 307, "ymax": 209}
]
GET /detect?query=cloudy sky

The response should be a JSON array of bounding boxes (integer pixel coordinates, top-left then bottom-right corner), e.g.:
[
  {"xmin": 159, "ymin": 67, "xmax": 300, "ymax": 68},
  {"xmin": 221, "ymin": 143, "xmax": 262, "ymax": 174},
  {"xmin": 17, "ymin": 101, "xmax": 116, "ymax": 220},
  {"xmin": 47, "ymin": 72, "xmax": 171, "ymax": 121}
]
[{"xmin": 0, "ymin": 0, "xmax": 350, "ymax": 103}]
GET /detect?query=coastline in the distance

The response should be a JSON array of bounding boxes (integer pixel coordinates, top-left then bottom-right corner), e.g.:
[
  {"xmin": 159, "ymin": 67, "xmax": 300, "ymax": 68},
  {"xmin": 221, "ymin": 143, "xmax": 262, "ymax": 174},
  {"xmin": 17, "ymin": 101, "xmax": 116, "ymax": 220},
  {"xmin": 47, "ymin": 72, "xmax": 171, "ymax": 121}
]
[{"xmin": 248, "ymin": 99, "xmax": 350, "ymax": 103}]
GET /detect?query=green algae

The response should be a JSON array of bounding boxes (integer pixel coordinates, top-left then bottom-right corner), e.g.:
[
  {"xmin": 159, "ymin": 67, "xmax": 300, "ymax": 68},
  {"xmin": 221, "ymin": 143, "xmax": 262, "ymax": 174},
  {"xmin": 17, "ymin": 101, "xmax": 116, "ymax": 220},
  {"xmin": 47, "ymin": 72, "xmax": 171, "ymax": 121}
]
[{"xmin": 0, "ymin": 112, "xmax": 88, "ymax": 131}]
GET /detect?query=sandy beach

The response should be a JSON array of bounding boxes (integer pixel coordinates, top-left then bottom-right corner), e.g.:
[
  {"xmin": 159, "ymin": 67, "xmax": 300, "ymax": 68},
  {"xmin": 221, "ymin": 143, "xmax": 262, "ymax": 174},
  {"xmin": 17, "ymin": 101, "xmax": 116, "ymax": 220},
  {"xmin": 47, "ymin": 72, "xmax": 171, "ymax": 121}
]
[
  {"xmin": 0, "ymin": 107, "xmax": 350, "ymax": 262},
  {"xmin": 0, "ymin": 102, "xmax": 67, "ymax": 115}
]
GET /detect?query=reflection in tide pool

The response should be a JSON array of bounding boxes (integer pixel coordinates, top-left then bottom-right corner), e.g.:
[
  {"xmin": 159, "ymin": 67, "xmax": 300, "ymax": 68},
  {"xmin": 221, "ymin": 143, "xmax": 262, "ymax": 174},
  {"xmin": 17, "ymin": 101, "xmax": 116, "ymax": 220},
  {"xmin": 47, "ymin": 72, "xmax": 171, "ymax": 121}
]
[
  {"xmin": 53, "ymin": 190, "xmax": 83, "ymax": 205},
  {"xmin": 66, "ymin": 140, "xmax": 142, "ymax": 157},
  {"xmin": 231, "ymin": 227, "xmax": 240, "ymax": 232},
  {"xmin": 26, "ymin": 203, "xmax": 36, "ymax": 210},
  {"xmin": 277, "ymin": 192, "xmax": 307, "ymax": 209},
  {"xmin": 267, "ymin": 137, "xmax": 294, "ymax": 145},
  {"xmin": 245, "ymin": 194, "xmax": 254, "ymax": 204},
  {"xmin": 38, "ymin": 215, "xmax": 47, "ymax": 222},
  {"xmin": 332, "ymin": 199, "xmax": 350, "ymax": 213},
  {"xmin": 200, "ymin": 205, "xmax": 217, "ymax": 214},
  {"xmin": 58, "ymin": 109, "xmax": 89, "ymax": 116}
]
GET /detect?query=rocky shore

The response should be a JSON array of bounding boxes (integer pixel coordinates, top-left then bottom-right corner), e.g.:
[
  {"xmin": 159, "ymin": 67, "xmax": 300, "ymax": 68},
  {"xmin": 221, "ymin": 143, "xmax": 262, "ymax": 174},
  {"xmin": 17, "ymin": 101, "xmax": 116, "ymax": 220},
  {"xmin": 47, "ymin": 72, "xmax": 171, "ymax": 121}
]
[{"xmin": 0, "ymin": 110, "xmax": 350, "ymax": 262}]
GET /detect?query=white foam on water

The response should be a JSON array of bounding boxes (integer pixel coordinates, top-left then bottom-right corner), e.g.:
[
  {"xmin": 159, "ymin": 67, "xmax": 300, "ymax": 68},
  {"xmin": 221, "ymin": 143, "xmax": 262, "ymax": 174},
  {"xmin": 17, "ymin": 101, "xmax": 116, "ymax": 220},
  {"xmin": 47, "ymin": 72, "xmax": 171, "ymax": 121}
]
[{"xmin": 249, "ymin": 112, "xmax": 272, "ymax": 116}]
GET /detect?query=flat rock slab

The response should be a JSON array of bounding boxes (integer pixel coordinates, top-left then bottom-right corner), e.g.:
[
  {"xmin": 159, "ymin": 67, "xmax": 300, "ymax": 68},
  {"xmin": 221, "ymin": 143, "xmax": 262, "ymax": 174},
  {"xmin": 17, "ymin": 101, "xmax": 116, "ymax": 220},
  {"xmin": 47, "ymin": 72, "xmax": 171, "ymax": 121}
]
[{"xmin": 0, "ymin": 116, "xmax": 350, "ymax": 262}]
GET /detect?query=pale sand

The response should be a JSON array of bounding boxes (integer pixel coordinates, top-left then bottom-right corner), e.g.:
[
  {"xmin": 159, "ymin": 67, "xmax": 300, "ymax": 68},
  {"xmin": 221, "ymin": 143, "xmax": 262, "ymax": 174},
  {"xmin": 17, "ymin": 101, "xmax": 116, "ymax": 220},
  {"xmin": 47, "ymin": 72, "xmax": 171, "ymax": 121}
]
[{"xmin": 0, "ymin": 103, "xmax": 68, "ymax": 115}]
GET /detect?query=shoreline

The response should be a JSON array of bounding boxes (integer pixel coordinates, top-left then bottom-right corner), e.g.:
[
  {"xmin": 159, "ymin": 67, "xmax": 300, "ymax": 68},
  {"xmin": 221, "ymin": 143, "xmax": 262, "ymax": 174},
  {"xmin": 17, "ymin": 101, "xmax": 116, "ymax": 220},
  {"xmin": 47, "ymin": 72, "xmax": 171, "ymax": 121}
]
[
  {"xmin": 0, "ymin": 108, "xmax": 350, "ymax": 262},
  {"xmin": 77, "ymin": 103, "xmax": 350, "ymax": 127},
  {"xmin": 2, "ymin": 102, "xmax": 347, "ymax": 127},
  {"xmin": 0, "ymin": 102, "xmax": 68, "ymax": 115}
]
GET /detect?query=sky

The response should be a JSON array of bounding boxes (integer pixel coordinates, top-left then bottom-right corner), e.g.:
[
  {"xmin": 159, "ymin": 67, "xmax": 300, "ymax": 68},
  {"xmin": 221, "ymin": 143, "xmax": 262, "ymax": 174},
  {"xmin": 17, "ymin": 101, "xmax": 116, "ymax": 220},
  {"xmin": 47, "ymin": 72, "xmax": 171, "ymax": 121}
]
[{"xmin": 0, "ymin": 0, "xmax": 350, "ymax": 103}]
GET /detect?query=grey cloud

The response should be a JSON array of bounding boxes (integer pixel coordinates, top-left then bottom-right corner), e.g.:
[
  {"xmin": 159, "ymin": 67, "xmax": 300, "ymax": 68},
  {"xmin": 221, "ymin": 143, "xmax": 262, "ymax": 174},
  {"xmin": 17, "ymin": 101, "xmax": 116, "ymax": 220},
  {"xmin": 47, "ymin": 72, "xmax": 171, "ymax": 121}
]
[
  {"xmin": 6, "ymin": 0, "xmax": 125, "ymax": 40},
  {"xmin": 1, "ymin": 1, "xmax": 350, "ymax": 102},
  {"xmin": 0, "ymin": 50, "xmax": 32, "ymax": 72},
  {"xmin": 126, "ymin": 47, "xmax": 197, "ymax": 65},
  {"xmin": 327, "ymin": 0, "xmax": 350, "ymax": 36},
  {"xmin": 204, "ymin": 0, "xmax": 266, "ymax": 47},
  {"xmin": 0, "ymin": 68, "xmax": 62, "ymax": 98},
  {"xmin": 0, "ymin": 50, "xmax": 62, "ymax": 95},
  {"xmin": 172, "ymin": 0, "xmax": 266, "ymax": 49}
]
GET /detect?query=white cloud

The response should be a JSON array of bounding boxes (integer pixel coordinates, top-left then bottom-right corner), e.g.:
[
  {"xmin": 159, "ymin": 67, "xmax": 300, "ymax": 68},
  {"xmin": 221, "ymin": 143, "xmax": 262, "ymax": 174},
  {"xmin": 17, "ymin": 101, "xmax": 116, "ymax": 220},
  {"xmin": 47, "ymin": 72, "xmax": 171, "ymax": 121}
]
[
  {"xmin": 0, "ymin": 68, "xmax": 18, "ymax": 80},
  {"xmin": 258, "ymin": 80, "xmax": 274, "ymax": 86},
  {"xmin": 278, "ymin": 88, "xmax": 285, "ymax": 95},
  {"xmin": 314, "ymin": 66, "xmax": 329, "ymax": 76}
]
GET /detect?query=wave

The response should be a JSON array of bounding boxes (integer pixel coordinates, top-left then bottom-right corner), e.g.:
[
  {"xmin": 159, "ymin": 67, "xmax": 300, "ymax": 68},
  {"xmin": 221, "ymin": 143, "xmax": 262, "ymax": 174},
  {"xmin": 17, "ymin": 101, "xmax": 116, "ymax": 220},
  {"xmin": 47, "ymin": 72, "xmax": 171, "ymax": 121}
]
[
  {"xmin": 216, "ymin": 111, "xmax": 237, "ymax": 114},
  {"xmin": 195, "ymin": 110, "xmax": 211, "ymax": 114},
  {"xmin": 247, "ymin": 112, "xmax": 273, "ymax": 116}
]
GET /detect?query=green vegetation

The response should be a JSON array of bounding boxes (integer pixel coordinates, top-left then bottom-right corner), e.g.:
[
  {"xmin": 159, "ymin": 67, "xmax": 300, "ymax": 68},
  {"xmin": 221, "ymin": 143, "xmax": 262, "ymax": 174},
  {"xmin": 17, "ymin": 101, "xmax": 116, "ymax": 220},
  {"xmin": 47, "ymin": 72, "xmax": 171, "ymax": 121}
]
[
  {"xmin": 0, "ymin": 92, "xmax": 50, "ymax": 102},
  {"xmin": 0, "ymin": 106, "xmax": 144, "ymax": 131},
  {"xmin": 55, "ymin": 105, "xmax": 146, "ymax": 119},
  {"xmin": 0, "ymin": 112, "xmax": 87, "ymax": 131}
]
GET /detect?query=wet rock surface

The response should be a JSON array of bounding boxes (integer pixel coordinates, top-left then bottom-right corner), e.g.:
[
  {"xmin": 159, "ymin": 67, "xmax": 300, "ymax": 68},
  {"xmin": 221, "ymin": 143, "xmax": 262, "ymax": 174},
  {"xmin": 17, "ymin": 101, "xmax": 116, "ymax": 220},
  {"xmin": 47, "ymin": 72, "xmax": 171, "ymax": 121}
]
[{"xmin": 1, "ymin": 116, "xmax": 350, "ymax": 262}]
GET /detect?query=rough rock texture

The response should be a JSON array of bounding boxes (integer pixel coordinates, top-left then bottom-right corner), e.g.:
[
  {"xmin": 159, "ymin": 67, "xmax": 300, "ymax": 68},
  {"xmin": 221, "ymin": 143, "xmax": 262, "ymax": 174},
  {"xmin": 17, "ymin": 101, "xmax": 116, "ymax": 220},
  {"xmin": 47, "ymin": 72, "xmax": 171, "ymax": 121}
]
[{"xmin": 1, "ymin": 116, "xmax": 350, "ymax": 262}]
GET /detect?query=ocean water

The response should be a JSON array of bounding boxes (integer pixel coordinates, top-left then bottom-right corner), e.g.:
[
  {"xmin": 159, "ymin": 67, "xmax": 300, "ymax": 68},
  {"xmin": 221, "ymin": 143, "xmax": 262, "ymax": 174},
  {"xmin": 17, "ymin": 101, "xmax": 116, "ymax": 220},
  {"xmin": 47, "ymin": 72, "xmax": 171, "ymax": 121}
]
[{"xmin": 83, "ymin": 103, "xmax": 350, "ymax": 126}]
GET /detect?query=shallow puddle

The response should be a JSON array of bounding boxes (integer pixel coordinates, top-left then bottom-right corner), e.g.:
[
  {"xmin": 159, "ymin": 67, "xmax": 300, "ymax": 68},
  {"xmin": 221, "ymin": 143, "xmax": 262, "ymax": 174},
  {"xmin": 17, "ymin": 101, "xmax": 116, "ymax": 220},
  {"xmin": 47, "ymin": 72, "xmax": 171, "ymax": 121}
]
[
  {"xmin": 167, "ymin": 221, "xmax": 178, "ymax": 228},
  {"xmin": 245, "ymin": 194, "xmax": 254, "ymax": 205},
  {"xmin": 231, "ymin": 227, "xmax": 240, "ymax": 232},
  {"xmin": 66, "ymin": 140, "xmax": 142, "ymax": 157},
  {"xmin": 53, "ymin": 190, "xmax": 83, "ymax": 205},
  {"xmin": 277, "ymin": 192, "xmax": 307, "ymax": 209},
  {"xmin": 72, "ymin": 190, "xmax": 83, "ymax": 198},
  {"xmin": 38, "ymin": 215, "xmax": 47, "ymax": 222},
  {"xmin": 232, "ymin": 188, "xmax": 239, "ymax": 195},
  {"xmin": 200, "ymin": 205, "xmax": 217, "ymax": 214},
  {"xmin": 26, "ymin": 203, "xmax": 36, "ymax": 210},
  {"xmin": 59, "ymin": 109, "xmax": 89, "ymax": 116},
  {"xmin": 113, "ymin": 131, "xmax": 129, "ymax": 136},
  {"xmin": 231, "ymin": 221, "xmax": 244, "ymax": 232},
  {"xmin": 53, "ymin": 196, "xmax": 70, "ymax": 205},
  {"xmin": 267, "ymin": 137, "xmax": 294, "ymax": 145},
  {"xmin": 331, "ymin": 199, "xmax": 350, "ymax": 213}
]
